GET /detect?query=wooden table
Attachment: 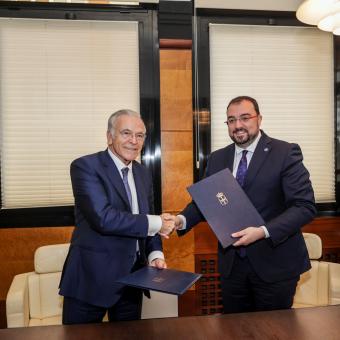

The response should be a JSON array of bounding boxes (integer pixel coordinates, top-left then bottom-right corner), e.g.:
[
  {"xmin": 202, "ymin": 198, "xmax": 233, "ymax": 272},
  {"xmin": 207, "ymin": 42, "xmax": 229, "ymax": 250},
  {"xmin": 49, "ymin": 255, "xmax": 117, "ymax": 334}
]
[{"xmin": 1, "ymin": 305, "xmax": 340, "ymax": 340}]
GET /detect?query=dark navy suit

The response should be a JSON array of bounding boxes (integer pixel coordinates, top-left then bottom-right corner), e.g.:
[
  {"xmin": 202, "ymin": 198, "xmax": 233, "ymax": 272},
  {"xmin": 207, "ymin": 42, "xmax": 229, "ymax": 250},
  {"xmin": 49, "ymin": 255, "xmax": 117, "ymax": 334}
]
[
  {"xmin": 179, "ymin": 132, "xmax": 316, "ymax": 311},
  {"xmin": 59, "ymin": 150, "xmax": 162, "ymax": 320}
]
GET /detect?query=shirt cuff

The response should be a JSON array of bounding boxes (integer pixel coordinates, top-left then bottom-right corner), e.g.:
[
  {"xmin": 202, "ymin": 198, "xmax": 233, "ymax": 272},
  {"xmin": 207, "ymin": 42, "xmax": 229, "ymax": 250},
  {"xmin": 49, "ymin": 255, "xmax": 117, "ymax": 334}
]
[
  {"xmin": 177, "ymin": 214, "xmax": 187, "ymax": 230},
  {"xmin": 147, "ymin": 215, "xmax": 162, "ymax": 236},
  {"xmin": 261, "ymin": 225, "xmax": 270, "ymax": 238},
  {"xmin": 148, "ymin": 250, "xmax": 165, "ymax": 264}
]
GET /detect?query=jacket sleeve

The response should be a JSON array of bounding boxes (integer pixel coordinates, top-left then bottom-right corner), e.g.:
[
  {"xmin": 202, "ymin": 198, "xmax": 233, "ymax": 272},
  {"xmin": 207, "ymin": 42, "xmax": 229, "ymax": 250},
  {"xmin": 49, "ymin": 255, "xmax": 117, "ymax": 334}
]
[
  {"xmin": 266, "ymin": 143, "xmax": 317, "ymax": 246},
  {"xmin": 71, "ymin": 158, "xmax": 148, "ymax": 238}
]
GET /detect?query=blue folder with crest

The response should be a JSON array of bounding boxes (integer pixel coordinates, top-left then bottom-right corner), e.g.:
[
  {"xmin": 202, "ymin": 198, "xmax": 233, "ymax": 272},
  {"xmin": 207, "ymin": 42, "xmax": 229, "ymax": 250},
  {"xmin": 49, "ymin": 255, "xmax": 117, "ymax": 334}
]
[
  {"xmin": 187, "ymin": 168, "xmax": 264, "ymax": 248},
  {"xmin": 116, "ymin": 266, "xmax": 202, "ymax": 295}
]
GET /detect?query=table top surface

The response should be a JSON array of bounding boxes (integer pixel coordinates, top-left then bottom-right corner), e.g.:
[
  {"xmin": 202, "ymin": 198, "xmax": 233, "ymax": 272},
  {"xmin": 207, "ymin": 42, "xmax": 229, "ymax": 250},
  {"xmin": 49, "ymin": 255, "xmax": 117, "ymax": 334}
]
[{"xmin": 2, "ymin": 305, "xmax": 340, "ymax": 340}]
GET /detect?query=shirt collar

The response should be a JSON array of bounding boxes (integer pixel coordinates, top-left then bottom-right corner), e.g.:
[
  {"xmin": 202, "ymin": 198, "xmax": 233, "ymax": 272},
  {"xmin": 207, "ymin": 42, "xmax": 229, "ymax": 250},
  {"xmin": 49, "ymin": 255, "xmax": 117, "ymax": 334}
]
[
  {"xmin": 235, "ymin": 130, "xmax": 262, "ymax": 155},
  {"xmin": 107, "ymin": 148, "xmax": 133, "ymax": 173}
]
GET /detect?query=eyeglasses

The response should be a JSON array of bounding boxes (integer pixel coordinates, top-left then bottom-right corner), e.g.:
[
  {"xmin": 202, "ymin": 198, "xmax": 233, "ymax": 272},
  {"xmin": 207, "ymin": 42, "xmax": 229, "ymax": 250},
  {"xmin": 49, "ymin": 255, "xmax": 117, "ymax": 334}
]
[
  {"xmin": 224, "ymin": 115, "xmax": 258, "ymax": 126},
  {"xmin": 119, "ymin": 129, "xmax": 146, "ymax": 142}
]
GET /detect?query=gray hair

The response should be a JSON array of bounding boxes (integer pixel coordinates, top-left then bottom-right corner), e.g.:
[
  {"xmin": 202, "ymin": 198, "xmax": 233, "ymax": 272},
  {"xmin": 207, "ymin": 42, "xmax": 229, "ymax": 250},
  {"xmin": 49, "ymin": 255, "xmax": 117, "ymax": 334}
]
[{"xmin": 107, "ymin": 109, "xmax": 141, "ymax": 134}]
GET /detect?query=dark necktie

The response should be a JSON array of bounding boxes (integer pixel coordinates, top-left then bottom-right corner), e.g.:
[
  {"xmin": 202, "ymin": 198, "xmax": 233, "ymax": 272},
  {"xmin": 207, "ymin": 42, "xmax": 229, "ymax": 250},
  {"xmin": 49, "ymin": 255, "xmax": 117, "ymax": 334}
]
[
  {"xmin": 236, "ymin": 150, "xmax": 248, "ymax": 187},
  {"xmin": 121, "ymin": 167, "xmax": 132, "ymax": 209},
  {"xmin": 121, "ymin": 167, "xmax": 147, "ymax": 266},
  {"xmin": 235, "ymin": 150, "xmax": 248, "ymax": 257}
]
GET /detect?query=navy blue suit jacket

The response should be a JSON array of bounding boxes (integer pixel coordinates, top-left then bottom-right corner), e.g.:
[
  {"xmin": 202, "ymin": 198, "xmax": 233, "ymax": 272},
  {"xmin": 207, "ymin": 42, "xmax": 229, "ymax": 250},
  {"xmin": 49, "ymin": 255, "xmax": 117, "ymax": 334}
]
[
  {"xmin": 180, "ymin": 132, "xmax": 316, "ymax": 283},
  {"xmin": 59, "ymin": 150, "xmax": 162, "ymax": 307}
]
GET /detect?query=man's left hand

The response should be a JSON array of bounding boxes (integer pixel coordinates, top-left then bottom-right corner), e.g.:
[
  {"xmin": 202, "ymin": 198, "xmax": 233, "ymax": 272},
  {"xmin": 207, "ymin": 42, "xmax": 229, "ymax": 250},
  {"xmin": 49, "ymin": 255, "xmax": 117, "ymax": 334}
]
[
  {"xmin": 150, "ymin": 258, "xmax": 167, "ymax": 269},
  {"xmin": 232, "ymin": 227, "xmax": 265, "ymax": 246}
]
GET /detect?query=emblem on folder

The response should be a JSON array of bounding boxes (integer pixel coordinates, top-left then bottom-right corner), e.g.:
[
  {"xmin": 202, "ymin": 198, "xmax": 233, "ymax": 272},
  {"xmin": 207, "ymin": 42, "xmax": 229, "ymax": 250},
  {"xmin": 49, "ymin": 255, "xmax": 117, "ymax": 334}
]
[
  {"xmin": 216, "ymin": 192, "xmax": 228, "ymax": 206},
  {"xmin": 152, "ymin": 277, "xmax": 165, "ymax": 283}
]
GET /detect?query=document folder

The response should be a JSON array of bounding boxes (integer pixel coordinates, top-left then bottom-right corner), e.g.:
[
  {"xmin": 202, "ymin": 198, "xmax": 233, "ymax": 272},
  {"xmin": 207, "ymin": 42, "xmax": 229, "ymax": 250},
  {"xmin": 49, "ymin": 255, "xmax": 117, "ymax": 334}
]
[
  {"xmin": 187, "ymin": 168, "xmax": 264, "ymax": 248},
  {"xmin": 116, "ymin": 267, "xmax": 202, "ymax": 295}
]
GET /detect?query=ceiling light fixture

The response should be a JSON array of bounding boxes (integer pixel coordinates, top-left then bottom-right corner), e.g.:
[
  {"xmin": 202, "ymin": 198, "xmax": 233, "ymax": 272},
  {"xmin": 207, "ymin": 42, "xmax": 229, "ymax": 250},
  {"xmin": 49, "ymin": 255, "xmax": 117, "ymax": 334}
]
[{"xmin": 296, "ymin": 0, "xmax": 340, "ymax": 35}]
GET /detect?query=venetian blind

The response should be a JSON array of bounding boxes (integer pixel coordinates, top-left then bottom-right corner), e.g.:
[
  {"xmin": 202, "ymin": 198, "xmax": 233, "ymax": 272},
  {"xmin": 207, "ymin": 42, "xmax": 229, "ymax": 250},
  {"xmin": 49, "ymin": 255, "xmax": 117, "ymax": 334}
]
[
  {"xmin": 0, "ymin": 18, "xmax": 140, "ymax": 208},
  {"xmin": 209, "ymin": 24, "xmax": 334, "ymax": 202}
]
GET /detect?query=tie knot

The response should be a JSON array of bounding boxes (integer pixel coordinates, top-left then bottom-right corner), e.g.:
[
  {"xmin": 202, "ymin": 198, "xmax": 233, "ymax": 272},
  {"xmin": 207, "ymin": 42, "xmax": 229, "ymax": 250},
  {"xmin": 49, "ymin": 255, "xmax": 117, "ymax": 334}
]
[
  {"xmin": 121, "ymin": 167, "xmax": 129, "ymax": 178},
  {"xmin": 242, "ymin": 150, "xmax": 248, "ymax": 158}
]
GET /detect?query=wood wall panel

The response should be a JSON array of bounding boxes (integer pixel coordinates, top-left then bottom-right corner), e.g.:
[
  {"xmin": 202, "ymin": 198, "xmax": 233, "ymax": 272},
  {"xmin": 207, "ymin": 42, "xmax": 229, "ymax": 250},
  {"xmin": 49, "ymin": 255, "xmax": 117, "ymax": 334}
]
[
  {"xmin": 160, "ymin": 49, "xmax": 192, "ymax": 131},
  {"xmin": 160, "ymin": 47, "xmax": 194, "ymax": 276},
  {"xmin": 303, "ymin": 216, "xmax": 340, "ymax": 262},
  {"xmin": 160, "ymin": 39, "xmax": 192, "ymax": 50},
  {"xmin": 163, "ymin": 232, "xmax": 194, "ymax": 273},
  {"xmin": 161, "ymin": 131, "xmax": 192, "ymax": 213},
  {"xmin": 194, "ymin": 223, "xmax": 218, "ymax": 255}
]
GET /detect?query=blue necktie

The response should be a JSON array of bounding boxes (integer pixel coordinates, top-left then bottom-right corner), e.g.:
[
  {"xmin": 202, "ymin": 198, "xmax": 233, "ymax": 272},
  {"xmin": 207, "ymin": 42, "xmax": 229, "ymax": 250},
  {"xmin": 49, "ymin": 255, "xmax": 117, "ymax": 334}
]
[
  {"xmin": 235, "ymin": 150, "xmax": 248, "ymax": 257},
  {"xmin": 121, "ymin": 167, "xmax": 145, "ymax": 264},
  {"xmin": 121, "ymin": 167, "xmax": 132, "ymax": 209},
  {"xmin": 236, "ymin": 150, "xmax": 248, "ymax": 187}
]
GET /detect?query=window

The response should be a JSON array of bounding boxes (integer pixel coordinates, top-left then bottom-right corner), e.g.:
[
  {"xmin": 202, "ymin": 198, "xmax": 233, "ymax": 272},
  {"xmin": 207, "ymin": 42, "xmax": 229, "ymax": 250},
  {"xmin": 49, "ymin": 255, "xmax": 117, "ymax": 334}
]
[
  {"xmin": 209, "ymin": 24, "xmax": 334, "ymax": 203},
  {"xmin": 0, "ymin": 3, "xmax": 160, "ymax": 227},
  {"xmin": 0, "ymin": 18, "xmax": 140, "ymax": 209},
  {"xmin": 193, "ymin": 10, "xmax": 338, "ymax": 210}
]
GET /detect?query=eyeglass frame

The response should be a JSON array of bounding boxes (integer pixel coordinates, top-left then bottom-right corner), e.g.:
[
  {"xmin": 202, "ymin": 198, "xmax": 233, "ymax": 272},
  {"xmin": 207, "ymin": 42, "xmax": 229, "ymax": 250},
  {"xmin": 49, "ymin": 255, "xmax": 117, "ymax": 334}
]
[
  {"xmin": 224, "ymin": 114, "xmax": 259, "ymax": 126},
  {"xmin": 117, "ymin": 129, "xmax": 147, "ymax": 142}
]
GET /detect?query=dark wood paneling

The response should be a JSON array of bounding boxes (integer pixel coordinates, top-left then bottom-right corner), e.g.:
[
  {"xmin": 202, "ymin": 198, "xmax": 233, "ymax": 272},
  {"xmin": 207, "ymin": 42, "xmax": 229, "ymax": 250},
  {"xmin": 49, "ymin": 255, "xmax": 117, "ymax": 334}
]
[
  {"xmin": 195, "ymin": 253, "xmax": 222, "ymax": 316},
  {"xmin": 159, "ymin": 39, "xmax": 192, "ymax": 49},
  {"xmin": 194, "ymin": 223, "xmax": 218, "ymax": 255},
  {"xmin": 178, "ymin": 289, "xmax": 196, "ymax": 317},
  {"xmin": 303, "ymin": 216, "xmax": 340, "ymax": 262},
  {"xmin": 0, "ymin": 300, "xmax": 6, "ymax": 329}
]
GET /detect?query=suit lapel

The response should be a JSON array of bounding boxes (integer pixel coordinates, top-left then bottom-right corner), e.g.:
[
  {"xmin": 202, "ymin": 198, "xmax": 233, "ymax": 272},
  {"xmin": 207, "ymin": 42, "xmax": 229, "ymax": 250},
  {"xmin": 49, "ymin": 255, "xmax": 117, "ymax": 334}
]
[
  {"xmin": 244, "ymin": 132, "xmax": 272, "ymax": 188},
  {"xmin": 224, "ymin": 145, "xmax": 235, "ymax": 172},
  {"xmin": 132, "ymin": 162, "xmax": 148, "ymax": 214},
  {"xmin": 99, "ymin": 150, "xmax": 131, "ymax": 211}
]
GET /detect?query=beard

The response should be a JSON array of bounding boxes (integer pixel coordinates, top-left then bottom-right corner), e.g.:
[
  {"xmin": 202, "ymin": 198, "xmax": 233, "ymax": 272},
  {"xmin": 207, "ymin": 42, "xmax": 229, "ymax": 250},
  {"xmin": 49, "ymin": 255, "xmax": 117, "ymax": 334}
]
[{"xmin": 230, "ymin": 128, "xmax": 258, "ymax": 147}]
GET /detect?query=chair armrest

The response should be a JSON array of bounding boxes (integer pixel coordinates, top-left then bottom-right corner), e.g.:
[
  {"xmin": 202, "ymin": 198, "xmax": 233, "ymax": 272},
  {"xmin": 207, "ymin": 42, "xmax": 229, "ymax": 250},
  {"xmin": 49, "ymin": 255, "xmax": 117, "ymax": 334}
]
[
  {"xmin": 328, "ymin": 262, "xmax": 340, "ymax": 305},
  {"xmin": 6, "ymin": 272, "xmax": 33, "ymax": 328}
]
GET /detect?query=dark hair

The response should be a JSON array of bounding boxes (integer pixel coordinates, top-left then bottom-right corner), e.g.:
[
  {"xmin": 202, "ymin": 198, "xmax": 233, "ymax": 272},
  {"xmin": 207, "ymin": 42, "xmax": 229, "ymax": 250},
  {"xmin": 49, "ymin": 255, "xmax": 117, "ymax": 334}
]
[{"xmin": 226, "ymin": 96, "xmax": 260, "ymax": 115}]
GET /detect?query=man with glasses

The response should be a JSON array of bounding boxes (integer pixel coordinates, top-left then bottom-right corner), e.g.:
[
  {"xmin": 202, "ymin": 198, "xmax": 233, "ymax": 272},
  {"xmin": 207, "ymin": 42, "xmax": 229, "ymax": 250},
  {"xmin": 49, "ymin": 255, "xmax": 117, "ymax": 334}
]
[
  {"xmin": 60, "ymin": 109, "xmax": 175, "ymax": 324},
  {"xmin": 175, "ymin": 96, "xmax": 316, "ymax": 313}
]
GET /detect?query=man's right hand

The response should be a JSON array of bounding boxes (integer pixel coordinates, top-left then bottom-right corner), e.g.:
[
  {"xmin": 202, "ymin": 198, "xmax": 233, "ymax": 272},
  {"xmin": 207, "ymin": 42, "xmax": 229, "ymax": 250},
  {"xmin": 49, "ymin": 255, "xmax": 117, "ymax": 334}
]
[
  {"xmin": 159, "ymin": 213, "xmax": 176, "ymax": 239},
  {"xmin": 174, "ymin": 215, "xmax": 184, "ymax": 230}
]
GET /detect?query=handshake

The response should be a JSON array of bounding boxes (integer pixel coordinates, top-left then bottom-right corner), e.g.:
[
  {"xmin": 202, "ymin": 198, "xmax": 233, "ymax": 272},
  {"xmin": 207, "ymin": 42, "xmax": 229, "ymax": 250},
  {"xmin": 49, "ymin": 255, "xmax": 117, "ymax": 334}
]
[{"xmin": 158, "ymin": 213, "xmax": 184, "ymax": 239}]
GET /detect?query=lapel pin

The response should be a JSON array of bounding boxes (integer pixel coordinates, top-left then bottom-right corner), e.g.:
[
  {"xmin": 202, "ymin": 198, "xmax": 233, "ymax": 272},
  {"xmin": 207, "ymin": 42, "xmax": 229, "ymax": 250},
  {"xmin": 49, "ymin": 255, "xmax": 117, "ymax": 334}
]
[{"xmin": 264, "ymin": 147, "xmax": 269, "ymax": 152}]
